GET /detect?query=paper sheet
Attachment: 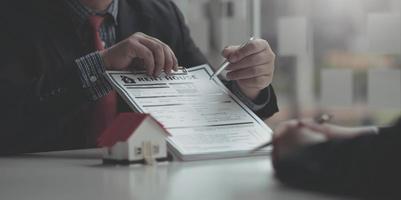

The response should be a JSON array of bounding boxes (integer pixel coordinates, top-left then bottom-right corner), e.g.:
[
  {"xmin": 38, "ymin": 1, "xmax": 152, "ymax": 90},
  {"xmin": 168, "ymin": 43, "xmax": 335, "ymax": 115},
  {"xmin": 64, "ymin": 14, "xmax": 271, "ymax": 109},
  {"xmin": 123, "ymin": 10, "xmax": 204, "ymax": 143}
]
[{"xmin": 105, "ymin": 65, "xmax": 272, "ymax": 160}]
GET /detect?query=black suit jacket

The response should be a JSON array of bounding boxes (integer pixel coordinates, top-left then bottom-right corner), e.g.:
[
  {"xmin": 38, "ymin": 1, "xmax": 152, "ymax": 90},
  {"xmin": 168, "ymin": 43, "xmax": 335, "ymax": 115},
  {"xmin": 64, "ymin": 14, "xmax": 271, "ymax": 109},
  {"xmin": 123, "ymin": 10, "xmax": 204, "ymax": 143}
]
[
  {"xmin": 0, "ymin": 0, "xmax": 278, "ymax": 154},
  {"xmin": 274, "ymin": 117, "xmax": 401, "ymax": 198}
]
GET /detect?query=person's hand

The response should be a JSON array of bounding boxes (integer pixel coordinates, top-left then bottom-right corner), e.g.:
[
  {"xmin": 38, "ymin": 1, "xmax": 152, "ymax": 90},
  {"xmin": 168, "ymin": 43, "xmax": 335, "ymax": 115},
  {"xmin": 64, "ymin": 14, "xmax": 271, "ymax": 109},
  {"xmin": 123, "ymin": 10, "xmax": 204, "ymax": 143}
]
[
  {"xmin": 222, "ymin": 39, "xmax": 275, "ymax": 100},
  {"xmin": 298, "ymin": 120, "xmax": 378, "ymax": 140},
  {"xmin": 272, "ymin": 119, "xmax": 378, "ymax": 162},
  {"xmin": 99, "ymin": 32, "xmax": 178, "ymax": 76},
  {"xmin": 272, "ymin": 120, "xmax": 327, "ymax": 162}
]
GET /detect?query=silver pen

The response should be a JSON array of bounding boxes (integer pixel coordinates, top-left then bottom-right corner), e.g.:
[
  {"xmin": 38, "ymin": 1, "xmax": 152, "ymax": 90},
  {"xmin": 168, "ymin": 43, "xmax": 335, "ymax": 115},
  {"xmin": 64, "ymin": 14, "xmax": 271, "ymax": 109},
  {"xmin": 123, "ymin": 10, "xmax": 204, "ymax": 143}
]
[
  {"xmin": 249, "ymin": 114, "xmax": 333, "ymax": 153},
  {"xmin": 209, "ymin": 37, "xmax": 255, "ymax": 80}
]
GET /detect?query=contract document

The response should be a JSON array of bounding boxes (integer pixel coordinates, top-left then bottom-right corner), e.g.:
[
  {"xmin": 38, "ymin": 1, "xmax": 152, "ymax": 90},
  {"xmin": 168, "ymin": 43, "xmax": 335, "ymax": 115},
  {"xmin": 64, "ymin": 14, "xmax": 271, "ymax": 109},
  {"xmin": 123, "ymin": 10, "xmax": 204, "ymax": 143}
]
[{"xmin": 105, "ymin": 64, "xmax": 272, "ymax": 161}]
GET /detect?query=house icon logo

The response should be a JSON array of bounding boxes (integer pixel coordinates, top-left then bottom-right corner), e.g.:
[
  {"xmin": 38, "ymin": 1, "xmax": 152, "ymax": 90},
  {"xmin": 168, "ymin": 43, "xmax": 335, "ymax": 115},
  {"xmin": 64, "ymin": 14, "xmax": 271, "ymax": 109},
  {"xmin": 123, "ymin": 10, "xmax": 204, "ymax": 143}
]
[{"xmin": 121, "ymin": 75, "xmax": 136, "ymax": 84}]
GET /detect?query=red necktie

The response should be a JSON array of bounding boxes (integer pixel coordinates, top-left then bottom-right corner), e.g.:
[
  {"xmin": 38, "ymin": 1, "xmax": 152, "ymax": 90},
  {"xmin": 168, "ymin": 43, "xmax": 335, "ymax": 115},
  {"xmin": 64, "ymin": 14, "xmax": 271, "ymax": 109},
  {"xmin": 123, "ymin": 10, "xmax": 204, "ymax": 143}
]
[{"xmin": 87, "ymin": 15, "xmax": 118, "ymax": 142}]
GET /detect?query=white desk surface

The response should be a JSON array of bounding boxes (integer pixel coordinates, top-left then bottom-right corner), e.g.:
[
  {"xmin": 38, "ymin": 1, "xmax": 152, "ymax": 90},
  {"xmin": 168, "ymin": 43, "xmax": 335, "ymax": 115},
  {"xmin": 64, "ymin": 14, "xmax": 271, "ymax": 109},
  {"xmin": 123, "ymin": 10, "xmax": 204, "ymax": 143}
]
[{"xmin": 0, "ymin": 149, "xmax": 352, "ymax": 200}]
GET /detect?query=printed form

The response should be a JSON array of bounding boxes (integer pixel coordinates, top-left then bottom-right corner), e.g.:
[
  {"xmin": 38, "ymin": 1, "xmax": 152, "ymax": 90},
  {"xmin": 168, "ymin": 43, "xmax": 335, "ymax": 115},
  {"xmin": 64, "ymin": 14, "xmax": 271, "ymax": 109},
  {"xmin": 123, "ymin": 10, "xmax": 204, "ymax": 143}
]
[{"xmin": 105, "ymin": 65, "xmax": 272, "ymax": 160}]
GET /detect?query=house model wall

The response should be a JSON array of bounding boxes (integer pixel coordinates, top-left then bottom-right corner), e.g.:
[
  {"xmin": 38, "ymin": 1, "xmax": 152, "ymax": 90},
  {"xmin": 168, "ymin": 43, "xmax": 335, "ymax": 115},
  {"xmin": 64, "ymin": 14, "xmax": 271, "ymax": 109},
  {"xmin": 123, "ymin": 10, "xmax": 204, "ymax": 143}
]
[{"xmin": 98, "ymin": 113, "xmax": 170, "ymax": 164}]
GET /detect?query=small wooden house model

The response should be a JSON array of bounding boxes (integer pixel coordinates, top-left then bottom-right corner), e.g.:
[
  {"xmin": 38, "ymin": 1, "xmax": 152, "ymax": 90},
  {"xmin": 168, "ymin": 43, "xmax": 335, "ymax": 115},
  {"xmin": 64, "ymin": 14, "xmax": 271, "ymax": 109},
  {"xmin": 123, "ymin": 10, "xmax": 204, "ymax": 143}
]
[{"xmin": 97, "ymin": 113, "xmax": 170, "ymax": 165}]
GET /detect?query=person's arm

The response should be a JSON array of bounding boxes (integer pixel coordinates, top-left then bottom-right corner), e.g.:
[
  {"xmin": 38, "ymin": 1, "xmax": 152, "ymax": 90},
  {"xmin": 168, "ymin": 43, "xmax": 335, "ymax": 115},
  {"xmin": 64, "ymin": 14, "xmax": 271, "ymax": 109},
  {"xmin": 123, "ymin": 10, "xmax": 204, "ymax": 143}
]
[
  {"xmin": 273, "ymin": 118, "xmax": 401, "ymax": 198},
  {"xmin": 168, "ymin": 1, "xmax": 278, "ymax": 119},
  {"xmin": 76, "ymin": 31, "xmax": 179, "ymax": 101},
  {"xmin": 0, "ymin": 9, "xmax": 179, "ymax": 154},
  {"xmin": 0, "ymin": 30, "xmax": 91, "ymax": 154},
  {"xmin": 226, "ymin": 81, "xmax": 278, "ymax": 119}
]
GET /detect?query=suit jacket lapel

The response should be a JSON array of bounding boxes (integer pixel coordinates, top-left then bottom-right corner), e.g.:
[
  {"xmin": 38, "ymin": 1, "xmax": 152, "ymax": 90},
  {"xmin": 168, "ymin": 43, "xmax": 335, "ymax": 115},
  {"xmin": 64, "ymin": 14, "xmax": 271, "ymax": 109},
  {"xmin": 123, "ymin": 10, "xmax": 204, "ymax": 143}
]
[
  {"xmin": 42, "ymin": 0, "xmax": 86, "ymax": 65},
  {"xmin": 117, "ymin": 0, "xmax": 153, "ymax": 41}
]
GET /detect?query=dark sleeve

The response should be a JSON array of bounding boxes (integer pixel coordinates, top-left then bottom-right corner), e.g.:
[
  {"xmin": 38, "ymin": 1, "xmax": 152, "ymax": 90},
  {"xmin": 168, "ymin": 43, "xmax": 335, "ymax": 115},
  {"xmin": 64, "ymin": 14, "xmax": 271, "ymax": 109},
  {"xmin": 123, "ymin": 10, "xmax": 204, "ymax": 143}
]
[
  {"xmin": 169, "ymin": 1, "xmax": 278, "ymax": 119},
  {"xmin": 0, "ymin": 15, "xmax": 90, "ymax": 154},
  {"xmin": 273, "ymin": 118, "xmax": 401, "ymax": 198},
  {"xmin": 225, "ymin": 81, "xmax": 279, "ymax": 119},
  {"xmin": 169, "ymin": 1, "xmax": 208, "ymax": 67}
]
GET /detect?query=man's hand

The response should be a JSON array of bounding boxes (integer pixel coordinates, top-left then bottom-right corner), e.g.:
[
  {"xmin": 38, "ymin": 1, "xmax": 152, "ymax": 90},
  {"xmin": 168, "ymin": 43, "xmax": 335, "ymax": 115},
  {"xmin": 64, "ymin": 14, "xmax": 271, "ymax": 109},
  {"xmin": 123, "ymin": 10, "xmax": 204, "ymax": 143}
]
[
  {"xmin": 222, "ymin": 39, "xmax": 275, "ymax": 100},
  {"xmin": 298, "ymin": 120, "xmax": 378, "ymax": 139},
  {"xmin": 99, "ymin": 32, "xmax": 178, "ymax": 76},
  {"xmin": 272, "ymin": 120, "xmax": 327, "ymax": 162},
  {"xmin": 272, "ymin": 119, "xmax": 378, "ymax": 162}
]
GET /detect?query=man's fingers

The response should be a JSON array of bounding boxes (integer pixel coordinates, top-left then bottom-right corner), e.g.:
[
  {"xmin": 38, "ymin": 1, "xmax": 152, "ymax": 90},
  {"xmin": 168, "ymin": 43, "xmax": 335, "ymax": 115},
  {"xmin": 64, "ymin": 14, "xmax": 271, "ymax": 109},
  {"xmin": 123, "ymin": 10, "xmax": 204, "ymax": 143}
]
[
  {"xmin": 163, "ymin": 46, "xmax": 174, "ymax": 75},
  {"xmin": 130, "ymin": 41, "xmax": 155, "ymax": 75},
  {"xmin": 134, "ymin": 33, "xmax": 179, "ymax": 75},
  {"xmin": 226, "ymin": 50, "xmax": 274, "ymax": 71},
  {"xmin": 138, "ymin": 37, "xmax": 165, "ymax": 76},
  {"xmin": 300, "ymin": 121, "xmax": 332, "ymax": 136},
  {"xmin": 229, "ymin": 39, "xmax": 269, "ymax": 63},
  {"xmin": 222, "ymin": 46, "xmax": 239, "ymax": 58},
  {"xmin": 107, "ymin": 32, "xmax": 178, "ymax": 73},
  {"xmin": 143, "ymin": 35, "xmax": 175, "ymax": 74},
  {"xmin": 236, "ymin": 75, "xmax": 272, "ymax": 90},
  {"xmin": 226, "ymin": 64, "xmax": 271, "ymax": 80},
  {"xmin": 165, "ymin": 46, "xmax": 178, "ymax": 72},
  {"xmin": 170, "ymin": 49, "xmax": 179, "ymax": 71},
  {"xmin": 142, "ymin": 33, "xmax": 165, "ymax": 46},
  {"xmin": 273, "ymin": 120, "xmax": 302, "ymax": 141}
]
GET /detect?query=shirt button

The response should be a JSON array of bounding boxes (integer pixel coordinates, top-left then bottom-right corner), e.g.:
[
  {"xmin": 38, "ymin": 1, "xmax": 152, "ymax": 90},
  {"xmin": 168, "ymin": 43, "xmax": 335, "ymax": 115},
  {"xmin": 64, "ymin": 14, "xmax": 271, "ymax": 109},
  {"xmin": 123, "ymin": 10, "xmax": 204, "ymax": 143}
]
[{"xmin": 90, "ymin": 76, "xmax": 98, "ymax": 83}]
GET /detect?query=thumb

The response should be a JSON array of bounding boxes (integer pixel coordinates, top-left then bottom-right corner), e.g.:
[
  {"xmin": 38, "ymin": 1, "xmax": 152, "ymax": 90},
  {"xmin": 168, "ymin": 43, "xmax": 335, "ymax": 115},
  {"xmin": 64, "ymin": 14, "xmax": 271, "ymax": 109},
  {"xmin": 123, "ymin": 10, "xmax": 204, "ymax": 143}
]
[
  {"xmin": 299, "ymin": 120, "xmax": 330, "ymax": 135},
  {"xmin": 222, "ymin": 45, "xmax": 239, "ymax": 59}
]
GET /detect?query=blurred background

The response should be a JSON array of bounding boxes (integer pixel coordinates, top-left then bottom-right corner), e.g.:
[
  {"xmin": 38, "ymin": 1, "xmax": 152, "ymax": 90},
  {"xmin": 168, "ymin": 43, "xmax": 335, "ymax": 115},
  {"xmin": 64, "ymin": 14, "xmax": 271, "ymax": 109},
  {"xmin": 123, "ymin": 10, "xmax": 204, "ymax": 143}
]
[{"xmin": 173, "ymin": 0, "xmax": 401, "ymax": 127}]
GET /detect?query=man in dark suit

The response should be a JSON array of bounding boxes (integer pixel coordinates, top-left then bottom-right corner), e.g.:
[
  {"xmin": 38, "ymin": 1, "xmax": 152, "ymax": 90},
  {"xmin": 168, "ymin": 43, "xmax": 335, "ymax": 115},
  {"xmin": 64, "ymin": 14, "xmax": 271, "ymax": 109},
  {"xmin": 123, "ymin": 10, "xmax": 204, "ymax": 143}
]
[
  {"xmin": 0, "ymin": 0, "xmax": 278, "ymax": 154},
  {"xmin": 272, "ymin": 117, "xmax": 401, "ymax": 198}
]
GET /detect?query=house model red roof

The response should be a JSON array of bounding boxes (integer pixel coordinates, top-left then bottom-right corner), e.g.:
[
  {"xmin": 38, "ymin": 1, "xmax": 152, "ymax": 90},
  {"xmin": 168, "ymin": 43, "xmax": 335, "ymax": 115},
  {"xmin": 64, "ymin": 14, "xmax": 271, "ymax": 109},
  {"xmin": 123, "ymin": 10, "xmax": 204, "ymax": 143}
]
[{"xmin": 97, "ymin": 112, "xmax": 169, "ymax": 147}]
